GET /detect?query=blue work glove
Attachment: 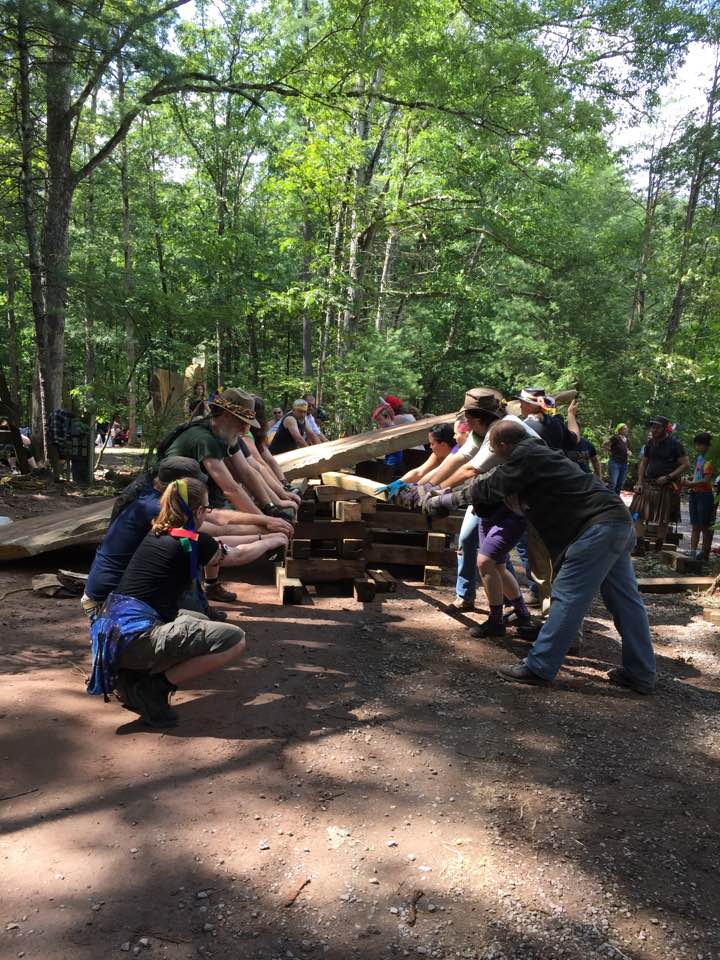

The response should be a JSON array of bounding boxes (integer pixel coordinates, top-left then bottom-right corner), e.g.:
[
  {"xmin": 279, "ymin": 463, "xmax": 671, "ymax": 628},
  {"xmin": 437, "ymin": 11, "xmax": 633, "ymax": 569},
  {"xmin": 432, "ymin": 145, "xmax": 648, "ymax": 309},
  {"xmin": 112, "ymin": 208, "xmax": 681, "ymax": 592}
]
[
  {"xmin": 423, "ymin": 491, "xmax": 454, "ymax": 517},
  {"xmin": 375, "ymin": 478, "xmax": 410, "ymax": 498}
]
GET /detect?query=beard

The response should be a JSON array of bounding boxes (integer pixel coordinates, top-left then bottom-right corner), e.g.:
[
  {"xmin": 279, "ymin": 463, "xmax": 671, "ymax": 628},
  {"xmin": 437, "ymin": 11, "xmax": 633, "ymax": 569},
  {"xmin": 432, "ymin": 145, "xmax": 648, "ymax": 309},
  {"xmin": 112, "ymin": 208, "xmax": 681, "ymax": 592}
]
[{"xmin": 213, "ymin": 416, "xmax": 241, "ymax": 446}]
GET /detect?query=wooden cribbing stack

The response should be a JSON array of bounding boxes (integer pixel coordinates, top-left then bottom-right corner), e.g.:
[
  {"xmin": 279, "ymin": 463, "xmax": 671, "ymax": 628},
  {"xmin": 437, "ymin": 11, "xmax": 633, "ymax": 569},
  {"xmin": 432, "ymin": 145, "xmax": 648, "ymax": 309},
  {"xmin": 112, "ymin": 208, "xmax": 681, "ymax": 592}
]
[{"xmin": 275, "ymin": 473, "xmax": 464, "ymax": 605}]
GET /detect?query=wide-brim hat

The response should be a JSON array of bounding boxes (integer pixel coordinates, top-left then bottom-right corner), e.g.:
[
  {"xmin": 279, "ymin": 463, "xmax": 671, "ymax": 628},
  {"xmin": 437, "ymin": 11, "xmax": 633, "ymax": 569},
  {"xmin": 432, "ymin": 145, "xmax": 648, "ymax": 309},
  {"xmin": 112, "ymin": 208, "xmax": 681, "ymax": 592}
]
[
  {"xmin": 511, "ymin": 387, "xmax": 546, "ymax": 408},
  {"xmin": 209, "ymin": 387, "xmax": 260, "ymax": 428},
  {"xmin": 459, "ymin": 387, "xmax": 506, "ymax": 420}
]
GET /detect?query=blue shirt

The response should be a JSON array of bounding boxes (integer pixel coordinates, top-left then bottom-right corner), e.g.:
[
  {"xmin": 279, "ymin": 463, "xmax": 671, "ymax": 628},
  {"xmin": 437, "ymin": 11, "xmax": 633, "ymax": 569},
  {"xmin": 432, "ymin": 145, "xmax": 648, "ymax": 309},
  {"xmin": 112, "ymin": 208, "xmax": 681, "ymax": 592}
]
[{"xmin": 86, "ymin": 488, "xmax": 161, "ymax": 602}]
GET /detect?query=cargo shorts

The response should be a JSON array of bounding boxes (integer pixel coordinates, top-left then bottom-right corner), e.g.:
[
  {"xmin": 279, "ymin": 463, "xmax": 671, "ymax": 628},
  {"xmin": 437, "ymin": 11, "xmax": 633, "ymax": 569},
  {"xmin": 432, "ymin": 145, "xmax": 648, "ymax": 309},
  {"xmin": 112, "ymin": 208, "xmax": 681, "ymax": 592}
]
[{"xmin": 119, "ymin": 609, "xmax": 245, "ymax": 674}]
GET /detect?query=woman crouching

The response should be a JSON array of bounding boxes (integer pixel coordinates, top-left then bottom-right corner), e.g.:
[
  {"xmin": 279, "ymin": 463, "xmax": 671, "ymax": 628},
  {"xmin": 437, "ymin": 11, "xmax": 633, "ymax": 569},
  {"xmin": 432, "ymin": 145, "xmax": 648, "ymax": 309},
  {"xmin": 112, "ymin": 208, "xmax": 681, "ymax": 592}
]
[{"xmin": 88, "ymin": 478, "xmax": 246, "ymax": 728}]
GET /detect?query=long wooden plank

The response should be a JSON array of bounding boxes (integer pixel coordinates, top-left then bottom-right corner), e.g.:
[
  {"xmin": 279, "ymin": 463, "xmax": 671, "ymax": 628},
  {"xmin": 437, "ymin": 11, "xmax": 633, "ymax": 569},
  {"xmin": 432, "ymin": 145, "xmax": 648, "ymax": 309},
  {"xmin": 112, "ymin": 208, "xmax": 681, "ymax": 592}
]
[
  {"xmin": 284, "ymin": 557, "xmax": 366, "ymax": 582},
  {"xmin": 0, "ymin": 499, "xmax": 114, "ymax": 561},
  {"xmin": 275, "ymin": 413, "xmax": 454, "ymax": 480},
  {"xmin": 637, "ymin": 576, "xmax": 715, "ymax": 594},
  {"xmin": 293, "ymin": 521, "xmax": 366, "ymax": 541}
]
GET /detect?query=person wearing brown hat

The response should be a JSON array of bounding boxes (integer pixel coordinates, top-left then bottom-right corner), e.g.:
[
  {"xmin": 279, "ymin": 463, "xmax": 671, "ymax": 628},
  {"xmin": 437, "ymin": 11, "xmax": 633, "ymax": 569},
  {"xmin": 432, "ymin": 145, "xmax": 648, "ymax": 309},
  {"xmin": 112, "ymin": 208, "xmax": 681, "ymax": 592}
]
[
  {"xmin": 158, "ymin": 387, "xmax": 296, "ymax": 534},
  {"xmin": 631, "ymin": 416, "xmax": 689, "ymax": 550}
]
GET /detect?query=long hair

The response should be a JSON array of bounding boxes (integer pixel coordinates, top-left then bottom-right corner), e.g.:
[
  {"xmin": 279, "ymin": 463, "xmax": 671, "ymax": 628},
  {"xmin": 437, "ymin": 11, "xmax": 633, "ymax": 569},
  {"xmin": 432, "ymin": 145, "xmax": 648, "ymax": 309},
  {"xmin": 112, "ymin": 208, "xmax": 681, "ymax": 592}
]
[
  {"xmin": 151, "ymin": 478, "xmax": 207, "ymax": 535},
  {"xmin": 252, "ymin": 395, "xmax": 268, "ymax": 446}
]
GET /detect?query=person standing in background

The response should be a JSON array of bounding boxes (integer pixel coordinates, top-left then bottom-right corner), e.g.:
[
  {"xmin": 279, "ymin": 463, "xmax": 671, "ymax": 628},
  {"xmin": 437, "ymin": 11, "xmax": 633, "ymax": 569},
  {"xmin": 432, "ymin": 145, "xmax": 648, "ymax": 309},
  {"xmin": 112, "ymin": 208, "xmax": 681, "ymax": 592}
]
[
  {"xmin": 605, "ymin": 423, "xmax": 631, "ymax": 494},
  {"xmin": 684, "ymin": 431, "xmax": 715, "ymax": 561}
]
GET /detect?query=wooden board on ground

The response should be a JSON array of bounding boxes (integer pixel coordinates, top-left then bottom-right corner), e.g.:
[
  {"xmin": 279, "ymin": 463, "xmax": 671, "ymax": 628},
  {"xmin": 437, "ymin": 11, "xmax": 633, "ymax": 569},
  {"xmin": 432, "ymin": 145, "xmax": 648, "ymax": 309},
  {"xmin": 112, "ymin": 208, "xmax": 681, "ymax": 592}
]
[
  {"xmin": 0, "ymin": 499, "xmax": 113, "ymax": 561},
  {"xmin": 284, "ymin": 557, "xmax": 366, "ymax": 583},
  {"xmin": 273, "ymin": 413, "xmax": 454, "ymax": 480},
  {"xmin": 637, "ymin": 576, "xmax": 715, "ymax": 594},
  {"xmin": 368, "ymin": 569, "xmax": 397, "ymax": 593}
]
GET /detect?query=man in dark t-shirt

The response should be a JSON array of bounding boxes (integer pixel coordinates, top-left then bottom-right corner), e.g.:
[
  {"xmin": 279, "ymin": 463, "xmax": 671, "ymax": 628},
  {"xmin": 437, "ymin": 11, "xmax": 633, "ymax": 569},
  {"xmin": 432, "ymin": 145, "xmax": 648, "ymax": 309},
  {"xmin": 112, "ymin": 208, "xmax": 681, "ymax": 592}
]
[
  {"xmin": 630, "ymin": 416, "xmax": 689, "ymax": 550},
  {"xmin": 424, "ymin": 421, "xmax": 655, "ymax": 694}
]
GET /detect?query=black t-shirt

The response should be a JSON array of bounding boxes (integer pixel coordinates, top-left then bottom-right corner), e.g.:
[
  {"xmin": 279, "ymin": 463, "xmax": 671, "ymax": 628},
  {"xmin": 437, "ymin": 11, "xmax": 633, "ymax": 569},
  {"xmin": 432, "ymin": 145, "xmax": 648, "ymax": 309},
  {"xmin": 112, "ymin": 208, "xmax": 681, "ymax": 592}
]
[
  {"xmin": 117, "ymin": 530, "xmax": 219, "ymax": 621},
  {"xmin": 525, "ymin": 414, "xmax": 578, "ymax": 454},
  {"xmin": 609, "ymin": 434, "xmax": 629, "ymax": 464},
  {"xmin": 644, "ymin": 436, "xmax": 685, "ymax": 480},
  {"xmin": 572, "ymin": 438, "xmax": 597, "ymax": 473}
]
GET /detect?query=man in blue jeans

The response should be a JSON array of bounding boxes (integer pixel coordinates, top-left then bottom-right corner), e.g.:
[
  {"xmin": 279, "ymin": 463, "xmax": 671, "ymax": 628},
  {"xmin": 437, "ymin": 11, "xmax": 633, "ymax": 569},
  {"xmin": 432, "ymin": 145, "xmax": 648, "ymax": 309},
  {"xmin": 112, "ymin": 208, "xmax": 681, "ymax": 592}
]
[{"xmin": 424, "ymin": 420, "xmax": 656, "ymax": 694}]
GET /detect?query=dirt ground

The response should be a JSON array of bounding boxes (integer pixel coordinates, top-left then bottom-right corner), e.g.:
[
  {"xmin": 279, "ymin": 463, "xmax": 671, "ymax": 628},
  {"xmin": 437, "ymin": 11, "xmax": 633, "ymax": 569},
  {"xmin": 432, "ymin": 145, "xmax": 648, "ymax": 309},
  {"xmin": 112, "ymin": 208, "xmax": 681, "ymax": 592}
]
[{"xmin": 1, "ymin": 489, "xmax": 719, "ymax": 960}]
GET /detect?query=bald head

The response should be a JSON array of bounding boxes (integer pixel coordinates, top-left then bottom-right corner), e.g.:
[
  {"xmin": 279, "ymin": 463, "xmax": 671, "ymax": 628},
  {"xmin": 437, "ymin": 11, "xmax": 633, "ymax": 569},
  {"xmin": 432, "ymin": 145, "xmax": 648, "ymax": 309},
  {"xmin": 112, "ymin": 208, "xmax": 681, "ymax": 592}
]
[{"xmin": 488, "ymin": 419, "xmax": 527, "ymax": 459}]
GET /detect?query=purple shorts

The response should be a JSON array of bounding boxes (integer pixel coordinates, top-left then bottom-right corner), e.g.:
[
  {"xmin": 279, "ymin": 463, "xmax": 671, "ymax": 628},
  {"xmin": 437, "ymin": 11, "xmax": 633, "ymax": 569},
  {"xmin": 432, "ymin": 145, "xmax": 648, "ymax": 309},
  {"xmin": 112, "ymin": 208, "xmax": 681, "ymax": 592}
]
[{"xmin": 478, "ymin": 505, "xmax": 526, "ymax": 564}]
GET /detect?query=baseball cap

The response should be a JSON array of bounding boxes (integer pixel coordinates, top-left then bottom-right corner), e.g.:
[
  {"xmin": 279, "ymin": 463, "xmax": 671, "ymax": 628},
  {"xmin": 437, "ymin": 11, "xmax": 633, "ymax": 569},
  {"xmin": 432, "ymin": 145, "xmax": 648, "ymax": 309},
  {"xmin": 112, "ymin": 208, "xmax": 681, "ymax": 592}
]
[{"xmin": 157, "ymin": 456, "xmax": 207, "ymax": 484}]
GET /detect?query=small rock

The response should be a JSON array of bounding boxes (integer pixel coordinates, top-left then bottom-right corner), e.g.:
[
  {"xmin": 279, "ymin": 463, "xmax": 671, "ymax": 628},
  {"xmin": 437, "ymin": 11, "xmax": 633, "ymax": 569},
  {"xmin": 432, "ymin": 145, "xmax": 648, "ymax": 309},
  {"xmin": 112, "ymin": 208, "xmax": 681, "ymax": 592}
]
[
  {"xmin": 138, "ymin": 938, "xmax": 150, "ymax": 948},
  {"xmin": 130, "ymin": 848, "xmax": 138, "ymax": 854},
  {"xmin": 120, "ymin": 944, "xmax": 131, "ymax": 953},
  {"xmin": 6, "ymin": 924, "xmax": 20, "ymax": 931},
  {"xmin": 259, "ymin": 840, "xmax": 271, "ymax": 851},
  {"xmin": 369, "ymin": 878, "xmax": 380, "ymax": 885},
  {"xmin": 196, "ymin": 891, "xmax": 209, "ymax": 900},
  {"xmin": 387, "ymin": 839, "xmax": 398, "ymax": 847},
  {"xmin": 406, "ymin": 854, "xmax": 417, "ymax": 862},
  {"xmin": 202, "ymin": 923, "xmax": 215, "ymax": 933}
]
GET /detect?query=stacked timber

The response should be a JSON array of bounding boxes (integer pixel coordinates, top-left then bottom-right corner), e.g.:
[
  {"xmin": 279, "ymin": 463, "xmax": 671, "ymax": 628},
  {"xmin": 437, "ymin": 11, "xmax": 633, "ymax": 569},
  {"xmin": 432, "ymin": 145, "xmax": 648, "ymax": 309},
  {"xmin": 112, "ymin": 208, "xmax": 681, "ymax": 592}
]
[{"xmin": 274, "ymin": 474, "xmax": 463, "ymax": 605}]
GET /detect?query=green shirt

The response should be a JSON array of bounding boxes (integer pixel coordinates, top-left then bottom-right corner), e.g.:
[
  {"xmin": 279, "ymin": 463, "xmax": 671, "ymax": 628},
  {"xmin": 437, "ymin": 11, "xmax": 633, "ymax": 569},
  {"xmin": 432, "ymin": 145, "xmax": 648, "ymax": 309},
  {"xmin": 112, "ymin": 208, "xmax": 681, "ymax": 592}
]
[{"xmin": 164, "ymin": 423, "xmax": 240, "ymax": 507}]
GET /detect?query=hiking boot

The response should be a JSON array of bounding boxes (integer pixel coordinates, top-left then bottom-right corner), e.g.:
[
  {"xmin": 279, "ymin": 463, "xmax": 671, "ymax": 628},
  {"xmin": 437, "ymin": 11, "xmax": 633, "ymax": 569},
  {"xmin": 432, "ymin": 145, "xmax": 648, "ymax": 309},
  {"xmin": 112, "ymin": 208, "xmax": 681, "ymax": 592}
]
[
  {"xmin": 470, "ymin": 619, "xmax": 506, "ymax": 638},
  {"xmin": 123, "ymin": 674, "xmax": 178, "ymax": 728},
  {"xmin": 204, "ymin": 581, "xmax": 237, "ymax": 603},
  {"xmin": 525, "ymin": 592, "xmax": 541, "ymax": 609},
  {"xmin": 514, "ymin": 615, "xmax": 539, "ymax": 638},
  {"xmin": 496, "ymin": 662, "xmax": 549, "ymax": 686},
  {"xmin": 446, "ymin": 596, "xmax": 475, "ymax": 612},
  {"xmin": 607, "ymin": 667, "xmax": 654, "ymax": 695},
  {"xmin": 114, "ymin": 668, "xmax": 145, "ymax": 711},
  {"xmin": 207, "ymin": 606, "xmax": 228, "ymax": 622}
]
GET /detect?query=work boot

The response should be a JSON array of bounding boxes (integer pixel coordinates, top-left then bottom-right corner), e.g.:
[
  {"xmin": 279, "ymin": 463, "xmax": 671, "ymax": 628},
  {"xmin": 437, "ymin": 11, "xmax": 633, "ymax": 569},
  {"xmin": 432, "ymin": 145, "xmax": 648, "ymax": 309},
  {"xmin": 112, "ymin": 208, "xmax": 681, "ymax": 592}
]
[
  {"xmin": 470, "ymin": 619, "xmax": 506, "ymax": 638},
  {"xmin": 496, "ymin": 662, "xmax": 549, "ymax": 686},
  {"xmin": 123, "ymin": 674, "xmax": 179, "ymax": 727},
  {"xmin": 204, "ymin": 580, "xmax": 237, "ymax": 603},
  {"xmin": 446, "ymin": 596, "xmax": 475, "ymax": 612},
  {"xmin": 207, "ymin": 606, "xmax": 228, "ymax": 622},
  {"xmin": 607, "ymin": 667, "xmax": 654, "ymax": 695},
  {"xmin": 114, "ymin": 668, "xmax": 145, "ymax": 711}
]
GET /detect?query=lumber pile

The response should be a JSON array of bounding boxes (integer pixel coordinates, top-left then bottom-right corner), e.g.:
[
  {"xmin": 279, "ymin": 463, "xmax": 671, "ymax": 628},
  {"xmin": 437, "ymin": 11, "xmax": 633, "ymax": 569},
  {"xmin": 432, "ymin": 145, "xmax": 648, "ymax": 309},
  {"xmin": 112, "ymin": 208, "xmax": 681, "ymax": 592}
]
[
  {"xmin": 274, "ymin": 477, "xmax": 462, "ymax": 604},
  {"xmin": 636, "ymin": 576, "xmax": 715, "ymax": 594},
  {"xmin": 0, "ymin": 499, "xmax": 113, "ymax": 561},
  {"xmin": 275, "ymin": 413, "xmax": 455, "ymax": 480}
]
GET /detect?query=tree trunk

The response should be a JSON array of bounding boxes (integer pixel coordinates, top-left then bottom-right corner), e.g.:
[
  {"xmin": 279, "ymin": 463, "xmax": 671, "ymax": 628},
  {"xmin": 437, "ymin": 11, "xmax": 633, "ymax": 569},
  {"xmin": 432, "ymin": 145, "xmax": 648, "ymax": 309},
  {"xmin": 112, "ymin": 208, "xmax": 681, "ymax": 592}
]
[
  {"xmin": 118, "ymin": 52, "xmax": 137, "ymax": 444},
  {"xmin": 628, "ymin": 149, "xmax": 663, "ymax": 334},
  {"xmin": 375, "ymin": 227, "xmax": 399, "ymax": 333},
  {"xmin": 664, "ymin": 54, "xmax": 719, "ymax": 349},
  {"xmin": 17, "ymin": 8, "xmax": 49, "ymax": 458},
  {"xmin": 5, "ymin": 262, "xmax": 21, "ymax": 412},
  {"xmin": 42, "ymin": 31, "xmax": 75, "ymax": 413}
]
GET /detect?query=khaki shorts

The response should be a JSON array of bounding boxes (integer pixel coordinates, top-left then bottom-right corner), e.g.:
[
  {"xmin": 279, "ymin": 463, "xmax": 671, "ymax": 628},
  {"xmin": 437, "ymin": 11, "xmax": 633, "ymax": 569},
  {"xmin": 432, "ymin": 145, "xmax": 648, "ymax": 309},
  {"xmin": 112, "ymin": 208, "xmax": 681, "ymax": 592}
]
[{"xmin": 119, "ymin": 609, "xmax": 245, "ymax": 674}]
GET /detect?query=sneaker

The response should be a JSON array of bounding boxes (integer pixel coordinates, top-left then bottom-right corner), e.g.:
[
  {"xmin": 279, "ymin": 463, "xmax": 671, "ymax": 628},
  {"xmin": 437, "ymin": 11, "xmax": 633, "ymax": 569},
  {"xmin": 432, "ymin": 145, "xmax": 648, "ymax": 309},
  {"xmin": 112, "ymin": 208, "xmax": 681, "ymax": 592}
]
[
  {"xmin": 607, "ymin": 667, "xmax": 654, "ymax": 695},
  {"xmin": 470, "ymin": 619, "xmax": 506, "ymax": 638},
  {"xmin": 446, "ymin": 596, "xmax": 475, "ymax": 612},
  {"xmin": 204, "ymin": 581, "xmax": 237, "ymax": 603},
  {"xmin": 123, "ymin": 675, "xmax": 179, "ymax": 727},
  {"xmin": 207, "ymin": 606, "xmax": 228, "ymax": 622},
  {"xmin": 496, "ymin": 662, "xmax": 549, "ymax": 686}
]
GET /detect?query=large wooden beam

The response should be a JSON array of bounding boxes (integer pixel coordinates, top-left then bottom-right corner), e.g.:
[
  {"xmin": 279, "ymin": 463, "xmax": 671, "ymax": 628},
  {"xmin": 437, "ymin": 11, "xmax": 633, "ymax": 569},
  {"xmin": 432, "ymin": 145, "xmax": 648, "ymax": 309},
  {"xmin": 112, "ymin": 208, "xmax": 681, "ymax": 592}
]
[
  {"xmin": 319, "ymin": 472, "xmax": 391, "ymax": 500},
  {"xmin": 0, "ymin": 499, "xmax": 113, "ymax": 561},
  {"xmin": 275, "ymin": 413, "xmax": 455, "ymax": 480}
]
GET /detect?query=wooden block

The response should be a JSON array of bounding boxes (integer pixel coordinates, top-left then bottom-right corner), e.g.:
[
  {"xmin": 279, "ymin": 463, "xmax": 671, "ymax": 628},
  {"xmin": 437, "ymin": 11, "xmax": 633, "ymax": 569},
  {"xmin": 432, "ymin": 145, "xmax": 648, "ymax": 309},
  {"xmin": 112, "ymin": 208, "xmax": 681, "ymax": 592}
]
[
  {"xmin": 665, "ymin": 530, "xmax": 682, "ymax": 545},
  {"xmin": 335, "ymin": 500, "xmax": 362, "ymax": 522},
  {"xmin": 285, "ymin": 557, "xmax": 366, "ymax": 583},
  {"xmin": 277, "ymin": 572, "xmax": 304, "ymax": 604},
  {"xmin": 341, "ymin": 538, "xmax": 365, "ymax": 559},
  {"xmin": 298, "ymin": 501, "xmax": 317, "ymax": 521},
  {"xmin": 662, "ymin": 551, "xmax": 703, "ymax": 574},
  {"xmin": 368, "ymin": 569, "xmax": 397, "ymax": 593},
  {"xmin": 289, "ymin": 538, "xmax": 311, "ymax": 559},
  {"xmin": 427, "ymin": 532, "xmax": 447, "ymax": 554},
  {"xmin": 637, "ymin": 576, "xmax": 714, "ymax": 593},
  {"xmin": 315, "ymin": 486, "xmax": 370, "ymax": 503},
  {"xmin": 423, "ymin": 564, "xmax": 443, "ymax": 586},
  {"xmin": 366, "ymin": 543, "xmax": 428, "ymax": 565},
  {"xmin": 360, "ymin": 497, "xmax": 376, "ymax": 516},
  {"xmin": 293, "ymin": 520, "xmax": 366, "ymax": 542},
  {"xmin": 353, "ymin": 575, "xmax": 377, "ymax": 602}
]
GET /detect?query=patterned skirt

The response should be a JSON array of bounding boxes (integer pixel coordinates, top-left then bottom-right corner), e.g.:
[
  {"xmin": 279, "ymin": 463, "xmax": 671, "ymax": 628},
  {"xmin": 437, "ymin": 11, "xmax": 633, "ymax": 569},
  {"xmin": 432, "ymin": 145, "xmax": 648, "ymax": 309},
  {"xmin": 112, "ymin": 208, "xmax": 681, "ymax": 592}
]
[{"xmin": 630, "ymin": 480, "xmax": 681, "ymax": 526}]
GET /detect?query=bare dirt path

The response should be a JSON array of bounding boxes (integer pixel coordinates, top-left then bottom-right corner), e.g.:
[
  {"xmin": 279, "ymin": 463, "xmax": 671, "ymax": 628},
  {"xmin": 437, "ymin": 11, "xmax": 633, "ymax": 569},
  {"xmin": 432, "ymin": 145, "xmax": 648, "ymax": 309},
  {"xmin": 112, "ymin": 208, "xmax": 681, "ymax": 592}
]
[{"xmin": 1, "ymin": 495, "xmax": 719, "ymax": 960}]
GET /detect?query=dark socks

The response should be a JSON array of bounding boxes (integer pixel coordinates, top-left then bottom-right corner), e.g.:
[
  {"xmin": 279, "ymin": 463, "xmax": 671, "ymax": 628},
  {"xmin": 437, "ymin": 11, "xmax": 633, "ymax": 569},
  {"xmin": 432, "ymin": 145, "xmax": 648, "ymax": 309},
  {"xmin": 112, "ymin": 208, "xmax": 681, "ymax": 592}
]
[
  {"xmin": 511, "ymin": 593, "xmax": 529, "ymax": 618},
  {"xmin": 488, "ymin": 603, "xmax": 504, "ymax": 625},
  {"xmin": 155, "ymin": 672, "xmax": 177, "ymax": 694}
]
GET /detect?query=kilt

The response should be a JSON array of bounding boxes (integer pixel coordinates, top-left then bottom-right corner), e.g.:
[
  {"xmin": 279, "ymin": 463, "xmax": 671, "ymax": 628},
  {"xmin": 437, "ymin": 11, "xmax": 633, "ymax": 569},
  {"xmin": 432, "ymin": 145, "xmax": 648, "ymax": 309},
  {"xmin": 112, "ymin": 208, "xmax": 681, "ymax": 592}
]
[{"xmin": 630, "ymin": 480, "xmax": 681, "ymax": 526}]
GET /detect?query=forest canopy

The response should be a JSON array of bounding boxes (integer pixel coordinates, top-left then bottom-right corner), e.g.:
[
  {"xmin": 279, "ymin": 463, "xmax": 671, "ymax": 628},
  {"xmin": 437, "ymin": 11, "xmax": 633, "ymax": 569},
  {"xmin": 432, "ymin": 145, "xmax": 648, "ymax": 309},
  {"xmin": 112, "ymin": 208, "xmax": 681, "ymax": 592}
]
[{"xmin": 1, "ymin": 0, "xmax": 719, "ymax": 452}]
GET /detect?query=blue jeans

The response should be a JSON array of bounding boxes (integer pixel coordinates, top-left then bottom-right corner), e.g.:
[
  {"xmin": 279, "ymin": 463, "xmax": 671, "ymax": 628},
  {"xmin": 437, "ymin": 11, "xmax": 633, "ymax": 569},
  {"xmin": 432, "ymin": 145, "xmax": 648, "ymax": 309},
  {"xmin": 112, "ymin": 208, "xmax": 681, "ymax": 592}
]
[
  {"xmin": 514, "ymin": 529, "xmax": 538, "ymax": 598},
  {"xmin": 525, "ymin": 522, "xmax": 655, "ymax": 685},
  {"xmin": 607, "ymin": 459, "xmax": 628, "ymax": 495},
  {"xmin": 455, "ymin": 506, "xmax": 480, "ymax": 601}
]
